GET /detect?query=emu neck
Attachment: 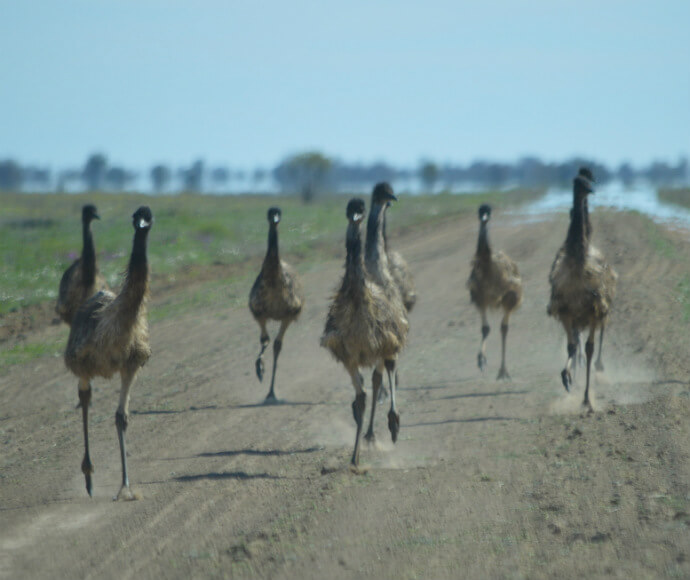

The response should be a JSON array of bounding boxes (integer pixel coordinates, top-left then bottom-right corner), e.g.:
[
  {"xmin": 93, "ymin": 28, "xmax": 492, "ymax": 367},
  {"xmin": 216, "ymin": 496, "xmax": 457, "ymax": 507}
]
[
  {"xmin": 120, "ymin": 228, "xmax": 150, "ymax": 322},
  {"xmin": 565, "ymin": 194, "xmax": 587, "ymax": 263},
  {"xmin": 365, "ymin": 201, "xmax": 389, "ymax": 281},
  {"xmin": 341, "ymin": 222, "xmax": 366, "ymax": 301},
  {"xmin": 263, "ymin": 224, "xmax": 280, "ymax": 273},
  {"xmin": 81, "ymin": 219, "xmax": 96, "ymax": 286},
  {"xmin": 476, "ymin": 221, "xmax": 491, "ymax": 262}
]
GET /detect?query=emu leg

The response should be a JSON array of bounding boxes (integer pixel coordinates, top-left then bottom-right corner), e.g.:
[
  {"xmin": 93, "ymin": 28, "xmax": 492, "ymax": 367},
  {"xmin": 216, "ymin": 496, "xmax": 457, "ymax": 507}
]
[
  {"xmin": 365, "ymin": 367, "xmax": 384, "ymax": 442},
  {"xmin": 561, "ymin": 324, "xmax": 577, "ymax": 392},
  {"xmin": 348, "ymin": 368, "xmax": 366, "ymax": 469},
  {"xmin": 255, "ymin": 319, "xmax": 269, "ymax": 382},
  {"xmin": 594, "ymin": 325, "xmax": 606, "ymax": 371},
  {"xmin": 496, "ymin": 311, "xmax": 512, "ymax": 380},
  {"xmin": 115, "ymin": 368, "xmax": 138, "ymax": 500},
  {"xmin": 385, "ymin": 360, "xmax": 400, "ymax": 443},
  {"xmin": 265, "ymin": 320, "xmax": 290, "ymax": 403},
  {"xmin": 477, "ymin": 309, "xmax": 489, "ymax": 371},
  {"xmin": 78, "ymin": 380, "xmax": 94, "ymax": 497},
  {"xmin": 583, "ymin": 329, "xmax": 595, "ymax": 410}
]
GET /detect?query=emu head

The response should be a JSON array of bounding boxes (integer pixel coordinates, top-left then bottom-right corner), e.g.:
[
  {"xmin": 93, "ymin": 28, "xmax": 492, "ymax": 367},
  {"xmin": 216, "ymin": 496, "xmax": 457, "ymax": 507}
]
[
  {"xmin": 346, "ymin": 198, "xmax": 366, "ymax": 224},
  {"xmin": 267, "ymin": 207, "xmax": 282, "ymax": 225},
  {"xmin": 573, "ymin": 175, "xmax": 594, "ymax": 197},
  {"xmin": 82, "ymin": 204, "xmax": 100, "ymax": 223},
  {"xmin": 132, "ymin": 206, "xmax": 153, "ymax": 231},
  {"xmin": 371, "ymin": 182, "xmax": 397, "ymax": 206},
  {"xmin": 578, "ymin": 166, "xmax": 596, "ymax": 183},
  {"xmin": 478, "ymin": 204, "xmax": 492, "ymax": 223}
]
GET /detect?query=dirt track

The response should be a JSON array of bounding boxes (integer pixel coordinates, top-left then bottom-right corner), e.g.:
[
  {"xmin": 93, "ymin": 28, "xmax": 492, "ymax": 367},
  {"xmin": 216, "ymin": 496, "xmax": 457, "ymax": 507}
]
[{"xmin": 1, "ymin": 209, "xmax": 689, "ymax": 579}]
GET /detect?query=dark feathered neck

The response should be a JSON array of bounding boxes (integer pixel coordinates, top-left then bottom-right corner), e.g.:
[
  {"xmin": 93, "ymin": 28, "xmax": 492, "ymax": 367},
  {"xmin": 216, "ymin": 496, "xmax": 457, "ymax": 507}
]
[
  {"xmin": 81, "ymin": 218, "xmax": 96, "ymax": 286},
  {"xmin": 476, "ymin": 221, "xmax": 491, "ymax": 262},
  {"xmin": 365, "ymin": 200, "xmax": 389, "ymax": 274},
  {"xmin": 565, "ymin": 193, "xmax": 587, "ymax": 263},
  {"xmin": 118, "ymin": 227, "xmax": 150, "ymax": 322},
  {"xmin": 341, "ymin": 221, "xmax": 366, "ymax": 301},
  {"xmin": 263, "ymin": 224, "xmax": 280, "ymax": 271}
]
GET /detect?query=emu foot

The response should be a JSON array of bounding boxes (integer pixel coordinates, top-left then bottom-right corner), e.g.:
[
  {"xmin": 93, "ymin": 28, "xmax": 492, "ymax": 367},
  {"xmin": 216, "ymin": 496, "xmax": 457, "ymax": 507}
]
[
  {"xmin": 263, "ymin": 392, "xmax": 280, "ymax": 405},
  {"xmin": 364, "ymin": 429, "xmax": 375, "ymax": 443},
  {"xmin": 255, "ymin": 358, "xmax": 265, "ymax": 382},
  {"xmin": 477, "ymin": 353, "xmax": 487, "ymax": 372},
  {"xmin": 115, "ymin": 486, "xmax": 142, "ymax": 501},
  {"xmin": 388, "ymin": 410, "xmax": 400, "ymax": 443},
  {"xmin": 582, "ymin": 399, "xmax": 594, "ymax": 413},
  {"xmin": 561, "ymin": 369, "xmax": 572, "ymax": 392},
  {"xmin": 594, "ymin": 360, "xmax": 605, "ymax": 372},
  {"xmin": 349, "ymin": 463, "xmax": 369, "ymax": 475},
  {"xmin": 496, "ymin": 366, "xmax": 511, "ymax": 381},
  {"xmin": 82, "ymin": 457, "xmax": 94, "ymax": 497}
]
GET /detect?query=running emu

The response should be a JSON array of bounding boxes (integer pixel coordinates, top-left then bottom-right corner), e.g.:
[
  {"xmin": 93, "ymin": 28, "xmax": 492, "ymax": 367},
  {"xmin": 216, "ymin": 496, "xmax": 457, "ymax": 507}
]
[
  {"xmin": 321, "ymin": 198, "xmax": 408, "ymax": 470},
  {"xmin": 249, "ymin": 207, "xmax": 304, "ymax": 402},
  {"xmin": 56, "ymin": 204, "xmax": 109, "ymax": 325},
  {"xmin": 548, "ymin": 177, "xmax": 617, "ymax": 409},
  {"xmin": 467, "ymin": 204, "xmax": 523, "ymax": 380},
  {"xmin": 65, "ymin": 206, "xmax": 153, "ymax": 499},
  {"xmin": 364, "ymin": 183, "xmax": 409, "ymax": 442}
]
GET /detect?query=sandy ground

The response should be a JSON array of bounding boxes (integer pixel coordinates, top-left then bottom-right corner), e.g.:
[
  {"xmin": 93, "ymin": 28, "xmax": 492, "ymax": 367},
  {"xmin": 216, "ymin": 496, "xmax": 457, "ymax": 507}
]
[{"xmin": 1, "ymin": 209, "xmax": 689, "ymax": 579}]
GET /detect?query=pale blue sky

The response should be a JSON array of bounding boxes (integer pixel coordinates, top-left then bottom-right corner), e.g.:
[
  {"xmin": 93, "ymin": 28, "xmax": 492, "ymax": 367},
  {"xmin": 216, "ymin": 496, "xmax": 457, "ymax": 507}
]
[{"xmin": 1, "ymin": 0, "xmax": 688, "ymax": 170}]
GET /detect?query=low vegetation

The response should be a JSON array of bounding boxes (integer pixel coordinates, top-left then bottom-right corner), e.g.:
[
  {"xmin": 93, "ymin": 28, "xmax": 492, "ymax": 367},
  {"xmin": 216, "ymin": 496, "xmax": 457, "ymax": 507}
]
[{"xmin": 0, "ymin": 188, "xmax": 544, "ymax": 316}]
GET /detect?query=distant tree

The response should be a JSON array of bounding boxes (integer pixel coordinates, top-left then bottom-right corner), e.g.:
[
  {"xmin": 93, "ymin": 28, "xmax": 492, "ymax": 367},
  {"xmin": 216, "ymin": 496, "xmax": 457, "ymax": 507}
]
[
  {"xmin": 0, "ymin": 159, "xmax": 23, "ymax": 191},
  {"xmin": 419, "ymin": 161, "xmax": 439, "ymax": 192},
  {"xmin": 252, "ymin": 167, "xmax": 267, "ymax": 188},
  {"xmin": 105, "ymin": 166, "xmax": 136, "ymax": 191},
  {"xmin": 180, "ymin": 159, "xmax": 205, "ymax": 192},
  {"xmin": 210, "ymin": 166, "xmax": 230, "ymax": 190},
  {"xmin": 82, "ymin": 153, "xmax": 108, "ymax": 190},
  {"xmin": 150, "ymin": 164, "xmax": 171, "ymax": 193},
  {"xmin": 23, "ymin": 166, "xmax": 52, "ymax": 191},
  {"xmin": 617, "ymin": 162, "xmax": 635, "ymax": 188},
  {"xmin": 273, "ymin": 151, "xmax": 333, "ymax": 202}
]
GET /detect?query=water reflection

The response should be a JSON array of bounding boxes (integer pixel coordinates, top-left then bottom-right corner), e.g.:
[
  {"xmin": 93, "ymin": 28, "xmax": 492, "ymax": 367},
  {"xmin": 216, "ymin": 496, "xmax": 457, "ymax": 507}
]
[{"xmin": 517, "ymin": 181, "xmax": 690, "ymax": 227}]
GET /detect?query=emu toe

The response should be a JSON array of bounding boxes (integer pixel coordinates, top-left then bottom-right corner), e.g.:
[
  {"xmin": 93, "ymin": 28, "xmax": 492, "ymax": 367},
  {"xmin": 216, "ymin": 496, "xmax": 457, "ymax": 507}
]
[
  {"xmin": 496, "ymin": 367, "xmax": 511, "ymax": 381},
  {"xmin": 255, "ymin": 358, "xmax": 265, "ymax": 382},
  {"xmin": 477, "ymin": 353, "xmax": 487, "ymax": 372},
  {"xmin": 364, "ymin": 429, "xmax": 375, "ymax": 443},
  {"xmin": 263, "ymin": 392, "xmax": 279, "ymax": 405},
  {"xmin": 387, "ymin": 410, "xmax": 400, "ymax": 443},
  {"xmin": 561, "ymin": 369, "xmax": 572, "ymax": 392}
]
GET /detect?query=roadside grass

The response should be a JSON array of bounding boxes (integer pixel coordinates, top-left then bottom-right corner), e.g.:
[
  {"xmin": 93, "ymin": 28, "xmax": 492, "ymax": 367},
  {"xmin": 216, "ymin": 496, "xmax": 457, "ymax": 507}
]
[
  {"xmin": 657, "ymin": 187, "xmax": 690, "ymax": 209},
  {"xmin": 0, "ymin": 188, "xmax": 544, "ymax": 316},
  {"xmin": 0, "ymin": 188, "xmax": 544, "ymax": 372}
]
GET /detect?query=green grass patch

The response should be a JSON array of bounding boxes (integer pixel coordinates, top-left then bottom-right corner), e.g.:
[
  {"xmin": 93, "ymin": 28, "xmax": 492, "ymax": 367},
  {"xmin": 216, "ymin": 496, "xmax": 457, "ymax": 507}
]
[
  {"xmin": 642, "ymin": 217, "xmax": 678, "ymax": 259},
  {"xmin": 677, "ymin": 275, "xmax": 690, "ymax": 322},
  {"xmin": 0, "ymin": 188, "xmax": 544, "ymax": 316},
  {"xmin": 0, "ymin": 336, "xmax": 62, "ymax": 373},
  {"xmin": 658, "ymin": 187, "xmax": 690, "ymax": 209}
]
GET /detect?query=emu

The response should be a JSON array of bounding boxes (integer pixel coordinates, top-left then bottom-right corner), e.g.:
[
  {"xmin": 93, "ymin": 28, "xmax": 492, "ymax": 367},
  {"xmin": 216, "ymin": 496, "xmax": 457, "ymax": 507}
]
[
  {"xmin": 56, "ymin": 204, "xmax": 109, "ymax": 325},
  {"xmin": 363, "ymin": 183, "xmax": 409, "ymax": 441},
  {"xmin": 467, "ymin": 204, "xmax": 523, "ymax": 380},
  {"xmin": 65, "ymin": 206, "xmax": 153, "ymax": 499},
  {"xmin": 321, "ymin": 198, "xmax": 408, "ymax": 470},
  {"xmin": 249, "ymin": 207, "xmax": 304, "ymax": 403},
  {"xmin": 548, "ymin": 177, "xmax": 617, "ymax": 409}
]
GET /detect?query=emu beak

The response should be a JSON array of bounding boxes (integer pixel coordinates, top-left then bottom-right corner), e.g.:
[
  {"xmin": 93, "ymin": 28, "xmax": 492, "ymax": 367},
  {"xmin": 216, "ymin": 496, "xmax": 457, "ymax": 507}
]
[
  {"xmin": 273, "ymin": 215, "xmax": 280, "ymax": 224},
  {"xmin": 94, "ymin": 213, "xmax": 101, "ymax": 220},
  {"xmin": 389, "ymin": 194, "xmax": 398, "ymax": 202},
  {"xmin": 139, "ymin": 218, "xmax": 150, "ymax": 228},
  {"xmin": 352, "ymin": 212, "xmax": 363, "ymax": 222}
]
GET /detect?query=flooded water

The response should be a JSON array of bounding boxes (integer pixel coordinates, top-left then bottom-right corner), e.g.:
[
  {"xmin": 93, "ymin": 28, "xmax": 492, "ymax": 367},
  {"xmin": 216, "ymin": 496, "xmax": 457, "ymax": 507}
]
[{"xmin": 517, "ymin": 181, "xmax": 690, "ymax": 229}]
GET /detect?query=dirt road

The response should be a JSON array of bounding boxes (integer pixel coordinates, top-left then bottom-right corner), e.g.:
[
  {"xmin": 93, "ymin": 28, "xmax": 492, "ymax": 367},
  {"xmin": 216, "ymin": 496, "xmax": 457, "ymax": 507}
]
[{"xmin": 1, "ymin": 208, "xmax": 689, "ymax": 579}]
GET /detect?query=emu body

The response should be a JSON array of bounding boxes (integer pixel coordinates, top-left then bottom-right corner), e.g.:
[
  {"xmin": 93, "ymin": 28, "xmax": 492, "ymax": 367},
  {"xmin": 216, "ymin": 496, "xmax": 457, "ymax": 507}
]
[
  {"xmin": 467, "ymin": 204, "xmax": 522, "ymax": 380},
  {"xmin": 64, "ymin": 206, "xmax": 153, "ymax": 499},
  {"xmin": 249, "ymin": 207, "xmax": 304, "ymax": 402}
]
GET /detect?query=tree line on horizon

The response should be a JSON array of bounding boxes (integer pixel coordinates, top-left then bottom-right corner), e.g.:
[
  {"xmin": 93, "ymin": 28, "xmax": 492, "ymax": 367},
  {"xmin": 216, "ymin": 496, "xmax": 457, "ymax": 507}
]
[{"xmin": 0, "ymin": 152, "xmax": 688, "ymax": 200}]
